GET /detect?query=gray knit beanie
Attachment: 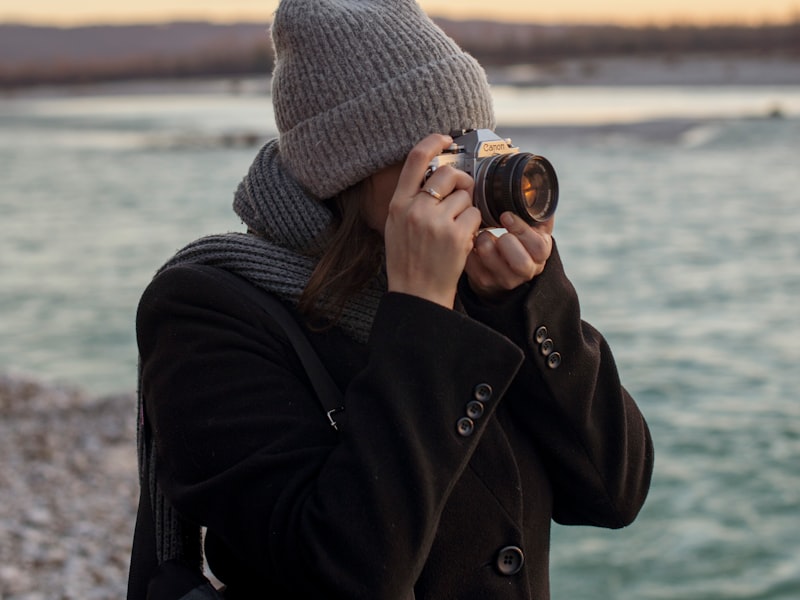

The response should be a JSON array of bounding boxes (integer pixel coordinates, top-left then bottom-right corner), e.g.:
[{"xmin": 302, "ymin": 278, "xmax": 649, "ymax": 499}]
[{"xmin": 271, "ymin": 0, "xmax": 496, "ymax": 200}]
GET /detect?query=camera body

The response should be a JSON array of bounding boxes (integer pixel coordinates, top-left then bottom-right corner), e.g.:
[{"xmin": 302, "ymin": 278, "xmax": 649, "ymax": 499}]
[{"xmin": 426, "ymin": 129, "xmax": 558, "ymax": 228}]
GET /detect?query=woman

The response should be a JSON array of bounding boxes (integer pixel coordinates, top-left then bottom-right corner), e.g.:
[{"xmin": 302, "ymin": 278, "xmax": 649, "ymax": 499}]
[{"xmin": 131, "ymin": 0, "xmax": 653, "ymax": 598}]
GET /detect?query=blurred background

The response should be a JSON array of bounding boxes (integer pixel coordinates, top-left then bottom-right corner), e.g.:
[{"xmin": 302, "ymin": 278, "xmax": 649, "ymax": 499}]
[{"xmin": 1, "ymin": 1, "xmax": 799, "ymax": 598}]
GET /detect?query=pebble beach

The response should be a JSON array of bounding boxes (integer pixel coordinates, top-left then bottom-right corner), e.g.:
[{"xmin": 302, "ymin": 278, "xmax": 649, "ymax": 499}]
[{"xmin": 0, "ymin": 374, "xmax": 137, "ymax": 599}]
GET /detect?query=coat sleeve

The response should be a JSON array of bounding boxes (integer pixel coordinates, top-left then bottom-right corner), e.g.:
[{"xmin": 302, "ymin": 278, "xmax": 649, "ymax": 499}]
[
  {"xmin": 136, "ymin": 265, "xmax": 524, "ymax": 599},
  {"xmin": 458, "ymin": 240, "xmax": 654, "ymax": 528}
]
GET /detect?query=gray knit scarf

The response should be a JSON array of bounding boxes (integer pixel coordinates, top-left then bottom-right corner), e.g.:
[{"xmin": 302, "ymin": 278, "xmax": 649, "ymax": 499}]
[
  {"xmin": 159, "ymin": 138, "xmax": 386, "ymax": 345},
  {"xmin": 137, "ymin": 139, "xmax": 385, "ymax": 572}
]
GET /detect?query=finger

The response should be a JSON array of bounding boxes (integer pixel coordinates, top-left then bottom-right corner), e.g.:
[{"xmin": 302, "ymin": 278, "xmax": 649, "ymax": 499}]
[
  {"xmin": 472, "ymin": 229, "xmax": 500, "ymax": 264},
  {"xmin": 475, "ymin": 230, "xmax": 532, "ymax": 280},
  {"xmin": 494, "ymin": 233, "xmax": 540, "ymax": 280},
  {"xmin": 405, "ymin": 189, "xmax": 473, "ymax": 234},
  {"xmin": 499, "ymin": 212, "xmax": 553, "ymax": 263},
  {"xmin": 428, "ymin": 188, "xmax": 473, "ymax": 219},
  {"xmin": 395, "ymin": 134, "xmax": 454, "ymax": 199},
  {"xmin": 468, "ymin": 232, "xmax": 526, "ymax": 293},
  {"xmin": 453, "ymin": 204, "xmax": 483, "ymax": 238},
  {"xmin": 423, "ymin": 165, "xmax": 474, "ymax": 199}
]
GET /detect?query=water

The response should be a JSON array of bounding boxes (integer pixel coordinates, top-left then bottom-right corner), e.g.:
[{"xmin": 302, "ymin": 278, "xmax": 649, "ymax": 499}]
[{"xmin": 1, "ymin": 79, "xmax": 799, "ymax": 598}]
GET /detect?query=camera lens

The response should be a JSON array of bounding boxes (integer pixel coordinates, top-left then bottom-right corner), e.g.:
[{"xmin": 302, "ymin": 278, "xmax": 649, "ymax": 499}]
[{"xmin": 476, "ymin": 153, "xmax": 559, "ymax": 227}]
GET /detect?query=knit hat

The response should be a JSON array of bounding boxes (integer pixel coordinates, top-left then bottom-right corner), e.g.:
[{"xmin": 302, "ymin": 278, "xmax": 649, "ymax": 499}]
[{"xmin": 270, "ymin": 0, "xmax": 496, "ymax": 200}]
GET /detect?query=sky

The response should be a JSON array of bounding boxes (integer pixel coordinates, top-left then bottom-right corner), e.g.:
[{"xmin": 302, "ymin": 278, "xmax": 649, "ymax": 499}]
[{"xmin": 0, "ymin": 0, "xmax": 797, "ymax": 26}]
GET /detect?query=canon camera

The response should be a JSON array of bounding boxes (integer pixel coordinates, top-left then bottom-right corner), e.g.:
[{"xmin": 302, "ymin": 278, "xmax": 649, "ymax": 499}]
[{"xmin": 426, "ymin": 129, "xmax": 558, "ymax": 228}]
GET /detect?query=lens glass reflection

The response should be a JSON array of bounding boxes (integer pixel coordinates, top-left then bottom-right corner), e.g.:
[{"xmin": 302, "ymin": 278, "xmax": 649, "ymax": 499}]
[{"xmin": 516, "ymin": 157, "xmax": 556, "ymax": 222}]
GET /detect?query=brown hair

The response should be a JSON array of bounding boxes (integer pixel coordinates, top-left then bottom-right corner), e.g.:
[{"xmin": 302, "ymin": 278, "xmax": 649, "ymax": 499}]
[{"xmin": 298, "ymin": 180, "xmax": 384, "ymax": 327}]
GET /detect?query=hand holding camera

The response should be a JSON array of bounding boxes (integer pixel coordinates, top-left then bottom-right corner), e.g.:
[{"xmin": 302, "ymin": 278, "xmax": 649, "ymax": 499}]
[
  {"xmin": 467, "ymin": 211, "xmax": 554, "ymax": 300},
  {"xmin": 385, "ymin": 131, "xmax": 558, "ymax": 307},
  {"xmin": 385, "ymin": 134, "xmax": 483, "ymax": 309}
]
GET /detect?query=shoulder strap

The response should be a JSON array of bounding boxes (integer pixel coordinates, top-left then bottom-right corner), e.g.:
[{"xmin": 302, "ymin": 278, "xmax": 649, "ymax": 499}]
[
  {"xmin": 192, "ymin": 265, "xmax": 345, "ymax": 426},
  {"xmin": 128, "ymin": 265, "xmax": 345, "ymax": 599}
]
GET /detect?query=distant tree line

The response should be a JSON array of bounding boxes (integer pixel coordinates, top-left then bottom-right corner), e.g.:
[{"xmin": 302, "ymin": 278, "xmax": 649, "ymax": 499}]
[
  {"xmin": 0, "ymin": 42, "xmax": 273, "ymax": 88},
  {"xmin": 451, "ymin": 20, "xmax": 800, "ymax": 66},
  {"xmin": 1, "ymin": 19, "xmax": 798, "ymax": 89}
]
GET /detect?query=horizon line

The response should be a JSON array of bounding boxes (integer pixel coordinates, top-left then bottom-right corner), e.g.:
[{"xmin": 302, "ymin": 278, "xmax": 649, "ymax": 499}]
[{"xmin": 2, "ymin": 13, "xmax": 798, "ymax": 28}]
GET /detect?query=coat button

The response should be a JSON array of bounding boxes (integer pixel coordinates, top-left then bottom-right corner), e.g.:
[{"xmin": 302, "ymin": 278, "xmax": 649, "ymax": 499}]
[
  {"xmin": 496, "ymin": 546, "xmax": 524, "ymax": 576},
  {"xmin": 540, "ymin": 338, "xmax": 554, "ymax": 356},
  {"xmin": 456, "ymin": 417, "xmax": 475, "ymax": 437},
  {"xmin": 466, "ymin": 400, "xmax": 485, "ymax": 419},
  {"xmin": 534, "ymin": 326, "xmax": 548, "ymax": 344},
  {"xmin": 547, "ymin": 352, "xmax": 562, "ymax": 369},
  {"xmin": 473, "ymin": 383, "xmax": 493, "ymax": 402}
]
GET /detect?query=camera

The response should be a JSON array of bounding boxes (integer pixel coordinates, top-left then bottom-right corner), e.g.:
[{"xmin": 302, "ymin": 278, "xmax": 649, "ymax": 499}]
[{"xmin": 426, "ymin": 129, "xmax": 558, "ymax": 228}]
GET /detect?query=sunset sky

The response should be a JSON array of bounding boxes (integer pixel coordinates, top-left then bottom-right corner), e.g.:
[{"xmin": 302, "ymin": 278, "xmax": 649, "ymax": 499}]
[{"xmin": 1, "ymin": 0, "xmax": 798, "ymax": 26}]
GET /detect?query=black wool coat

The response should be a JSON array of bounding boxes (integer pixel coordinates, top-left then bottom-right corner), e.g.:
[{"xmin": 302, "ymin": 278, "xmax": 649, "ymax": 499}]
[{"xmin": 136, "ymin": 243, "xmax": 654, "ymax": 600}]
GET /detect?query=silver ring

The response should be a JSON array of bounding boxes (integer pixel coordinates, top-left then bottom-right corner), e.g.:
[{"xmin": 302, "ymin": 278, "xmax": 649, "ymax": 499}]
[{"xmin": 424, "ymin": 187, "xmax": 443, "ymax": 201}]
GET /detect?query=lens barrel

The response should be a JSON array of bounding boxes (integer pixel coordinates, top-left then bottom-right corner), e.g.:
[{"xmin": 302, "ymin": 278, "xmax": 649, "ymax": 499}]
[{"xmin": 475, "ymin": 153, "xmax": 558, "ymax": 227}]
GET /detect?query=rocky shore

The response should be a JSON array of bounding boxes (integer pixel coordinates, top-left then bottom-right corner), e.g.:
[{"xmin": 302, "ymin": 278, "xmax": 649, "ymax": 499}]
[{"xmin": 0, "ymin": 373, "xmax": 138, "ymax": 599}]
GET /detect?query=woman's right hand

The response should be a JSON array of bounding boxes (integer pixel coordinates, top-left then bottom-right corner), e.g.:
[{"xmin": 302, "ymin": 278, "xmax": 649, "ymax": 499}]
[{"xmin": 384, "ymin": 134, "xmax": 482, "ymax": 309}]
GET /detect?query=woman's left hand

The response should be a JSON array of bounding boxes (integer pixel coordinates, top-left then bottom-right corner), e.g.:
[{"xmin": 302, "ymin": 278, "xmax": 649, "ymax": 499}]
[{"xmin": 465, "ymin": 211, "xmax": 554, "ymax": 300}]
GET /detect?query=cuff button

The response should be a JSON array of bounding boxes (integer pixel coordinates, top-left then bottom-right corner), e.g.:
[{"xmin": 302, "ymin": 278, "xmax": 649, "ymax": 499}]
[
  {"xmin": 466, "ymin": 400, "xmax": 485, "ymax": 419},
  {"xmin": 456, "ymin": 417, "xmax": 475, "ymax": 437},
  {"xmin": 547, "ymin": 352, "xmax": 562, "ymax": 369},
  {"xmin": 473, "ymin": 383, "xmax": 493, "ymax": 402}
]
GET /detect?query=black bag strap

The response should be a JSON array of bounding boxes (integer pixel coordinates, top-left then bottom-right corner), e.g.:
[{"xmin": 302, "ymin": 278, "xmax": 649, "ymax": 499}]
[
  {"xmin": 199, "ymin": 265, "xmax": 345, "ymax": 427},
  {"xmin": 128, "ymin": 265, "xmax": 344, "ymax": 599}
]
